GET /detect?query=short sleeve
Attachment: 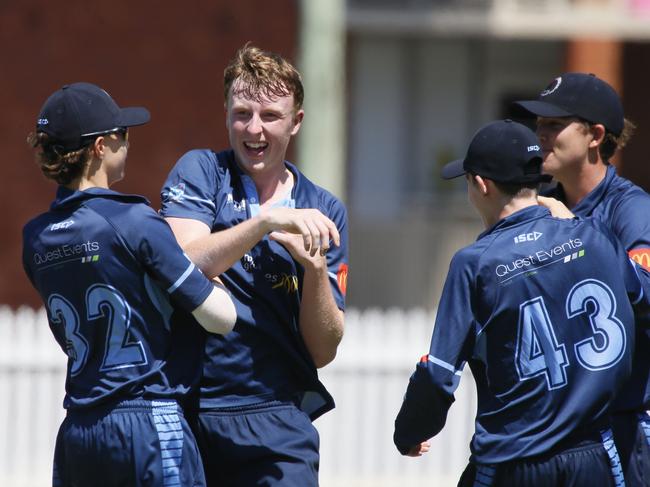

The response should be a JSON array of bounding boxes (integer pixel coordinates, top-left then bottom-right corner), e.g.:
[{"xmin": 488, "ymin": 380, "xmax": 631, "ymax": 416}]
[
  {"xmin": 611, "ymin": 190, "xmax": 650, "ymax": 271},
  {"xmin": 160, "ymin": 149, "xmax": 221, "ymax": 229},
  {"xmin": 127, "ymin": 206, "xmax": 213, "ymax": 312}
]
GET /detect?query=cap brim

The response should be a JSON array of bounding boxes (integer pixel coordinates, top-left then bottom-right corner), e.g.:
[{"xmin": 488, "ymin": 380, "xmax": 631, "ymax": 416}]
[
  {"xmin": 441, "ymin": 159, "xmax": 466, "ymax": 180},
  {"xmin": 513, "ymin": 100, "xmax": 574, "ymax": 119},
  {"xmin": 117, "ymin": 107, "xmax": 150, "ymax": 127}
]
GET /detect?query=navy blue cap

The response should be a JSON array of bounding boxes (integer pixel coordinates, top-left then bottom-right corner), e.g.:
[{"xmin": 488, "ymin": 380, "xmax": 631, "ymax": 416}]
[
  {"xmin": 36, "ymin": 82, "xmax": 150, "ymax": 151},
  {"xmin": 513, "ymin": 73, "xmax": 624, "ymax": 136},
  {"xmin": 441, "ymin": 119, "xmax": 552, "ymax": 184}
]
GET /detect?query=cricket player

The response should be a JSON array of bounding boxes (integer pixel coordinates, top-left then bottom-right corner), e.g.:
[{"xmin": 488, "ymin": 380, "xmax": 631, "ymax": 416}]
[
  {"xmin": 393, "ymin": 119, "xmax": 650, "ymax": 486},
  {"xmin": 23, "ymin": 82, "xmax": 237, "ymax": 487},
  {"xmin": 159, "ymin": 44, "xmax": 349, "ymax": 486},
  {"xmin": 515, "ymin": 72, "xmax": 650, "ymax": 486}
]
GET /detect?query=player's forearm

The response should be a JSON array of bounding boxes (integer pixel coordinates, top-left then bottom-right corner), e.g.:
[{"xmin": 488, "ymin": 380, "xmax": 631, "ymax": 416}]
[
  {"xmin": 183, "ymin": 215, "xmax": 272, "ymax": 278},
  {"xmin": 299, "ymin": 262, "xmax": 344, "ymax": 368},
  {"xmin": 191, "ymin": 283, "xmax": 237, "ymax": 335}
]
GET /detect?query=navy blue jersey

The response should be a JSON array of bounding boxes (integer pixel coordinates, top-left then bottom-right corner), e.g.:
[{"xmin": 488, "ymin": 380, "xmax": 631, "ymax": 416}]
[
  {"xmin": 394, "ymin": 206, "xmax": 650, "ymax": 464},
  {"xmin": 160, "ymin": 149, "xmax": 349, "ymax": 419},
  {"xmin": 22, "ymin": 187, "xmax": 214, "ymax": 409},
  {"xmin": 546, "ymin": 165, "xmax": 650, "ymax": 411}
]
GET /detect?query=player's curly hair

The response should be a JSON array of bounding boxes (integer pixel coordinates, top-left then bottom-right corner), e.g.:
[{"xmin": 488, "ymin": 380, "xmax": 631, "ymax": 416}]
[
  {"xmin": 27, "ymin": 132, "xmax": 92, "ymax": 186},
  {"xmin": 599, "ymin": 118, "xmax": 636, "ymax": 161},
  {"xmin": 223, "ymin": 42, "xmax": 304, "ymax": 112}
]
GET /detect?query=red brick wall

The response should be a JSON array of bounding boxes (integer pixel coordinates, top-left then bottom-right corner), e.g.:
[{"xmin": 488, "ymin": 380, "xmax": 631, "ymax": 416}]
[
  {"xmin": 622, "ymin": 43, "xmax": 650, "ymax": 192},
  {"xmin": 1, "ymin": 0, "xmax": 298, "ymax": 308},
  {"xmin": 564, "ymin": 40, "xmax": 650, "ymax": 190}
]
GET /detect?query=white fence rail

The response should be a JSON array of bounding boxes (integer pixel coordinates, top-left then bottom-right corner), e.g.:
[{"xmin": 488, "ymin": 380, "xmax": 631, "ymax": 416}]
[{"xmin": 0, "ymin": 306, "xmax": 476, "ymax": 487}]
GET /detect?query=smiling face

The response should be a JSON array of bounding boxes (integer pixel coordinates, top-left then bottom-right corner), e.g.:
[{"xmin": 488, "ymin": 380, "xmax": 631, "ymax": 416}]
[{"xmin": 226, "ymin": 80, "xmax": 304, "ymax": 177}]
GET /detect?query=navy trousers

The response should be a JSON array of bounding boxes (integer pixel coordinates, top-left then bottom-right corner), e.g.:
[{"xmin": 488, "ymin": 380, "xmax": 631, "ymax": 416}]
[
  {"xmin": 53, "ymin": 399, "xmax": 205, "ymax": 487},
  {"xmin": 191, "ymin": 400, "xmax": 320, "ymax": 487},
  {"xmin": 458, "ymin": 430, "xmax": 623, "ymax": 487}
]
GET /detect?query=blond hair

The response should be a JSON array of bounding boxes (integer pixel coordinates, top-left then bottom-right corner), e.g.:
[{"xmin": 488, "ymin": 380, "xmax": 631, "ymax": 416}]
[{"xmin": 223, "ymin": 43, "xmax": 303, "ymax": 111}]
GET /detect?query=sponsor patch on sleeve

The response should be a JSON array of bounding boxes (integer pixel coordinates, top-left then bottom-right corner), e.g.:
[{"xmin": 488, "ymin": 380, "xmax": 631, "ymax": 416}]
[
  {"xmin": 629, "ymin": 248, "xmax": 650, "ymax": 271},
  {"xmin": 336, "ymin": 263, "xmax": 348, "ymax": 296}
]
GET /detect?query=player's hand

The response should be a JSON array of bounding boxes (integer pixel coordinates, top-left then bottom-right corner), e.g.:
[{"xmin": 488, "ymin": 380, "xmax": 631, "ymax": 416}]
[
  {"xmin": 262, "ymin": 207, "xmax": 340, "ymax": 257},
  {"xmin": 269, "ymin": 231, "xmax": 328, "ymax": 268},
  {"xmin": 406, "ymin": 441, "xmax": 430, "ymax": 457},
  {"xmin": 538, "ymin": 196, "xmax": 575, "ymax": 219}
]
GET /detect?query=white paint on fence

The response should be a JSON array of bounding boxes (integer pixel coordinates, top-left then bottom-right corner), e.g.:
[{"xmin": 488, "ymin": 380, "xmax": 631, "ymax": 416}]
[{"xmin": 0, "ymin": 306, "xmax": 477, "ymax": 487}]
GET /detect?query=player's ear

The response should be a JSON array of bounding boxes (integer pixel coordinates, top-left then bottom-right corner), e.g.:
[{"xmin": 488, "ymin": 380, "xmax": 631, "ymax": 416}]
[
  {"xmin": 91, "ymin": 136, "xmax": 105, "ymax": 158},
  {"xmin": 290, "ymin": 109, "xmax": 304, "ymax": 136},
  {"xmin": 474, "ymin": 174, "xmax": 489, "ymax": 196},
  {"xmin": 588, "ymin": 123, "xmax": 606, "ymax": 148}
]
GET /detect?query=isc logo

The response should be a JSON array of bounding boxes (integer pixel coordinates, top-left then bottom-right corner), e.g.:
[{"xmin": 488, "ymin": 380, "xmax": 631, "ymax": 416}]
[
  {"xmin": 50, "ymin": 220, "xmax": 75, "ymax": 231},
  {"xmin": 514, "ymin": 232, "xmax": 542, "ymax": 244}
]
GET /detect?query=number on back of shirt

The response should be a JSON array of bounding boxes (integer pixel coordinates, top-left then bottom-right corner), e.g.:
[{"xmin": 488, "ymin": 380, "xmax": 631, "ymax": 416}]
[
  {"xmin": 515, "ymin": 279, "xmax": 626, "ymax": 391},
  {"xmin": 47, "ymin": 284, "xmax": 147, "ymax": 376}
]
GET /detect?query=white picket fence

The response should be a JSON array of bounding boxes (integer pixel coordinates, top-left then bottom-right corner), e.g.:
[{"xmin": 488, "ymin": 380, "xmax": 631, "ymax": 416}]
[{"xmin": 0, "ymin": 306, "xmax": 477, "ymax": 487}]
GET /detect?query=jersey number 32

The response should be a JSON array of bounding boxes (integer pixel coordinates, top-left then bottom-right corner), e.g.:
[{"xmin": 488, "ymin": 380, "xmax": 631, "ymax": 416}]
[{"xmin": 47, "ymin": 284, "xmax": 147, "ymax": 376}]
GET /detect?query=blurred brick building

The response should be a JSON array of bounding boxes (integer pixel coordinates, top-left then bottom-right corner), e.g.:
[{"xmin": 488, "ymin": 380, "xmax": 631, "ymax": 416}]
[
  {"xmin": 5, "ymin": 0, "xmax": 650, "ymax": 310},
  {"xmin": 1, "ymin": 0, "xmax": 298, "ymax": 308}
]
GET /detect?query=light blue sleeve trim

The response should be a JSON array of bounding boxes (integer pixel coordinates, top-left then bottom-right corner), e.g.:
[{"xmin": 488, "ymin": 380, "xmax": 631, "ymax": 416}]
[
  {"xmin": 162, "ymin": 189, "xmax": 216, "ymax": 210},
  {"xmin": 167, "ymin": 262, "xmax": 196, "ymax": 294},
  {"xmin": 428, "ymin": 354, "xmax": 464, "ymax": 376},
  {"xmin": 630, "ymin": 258, "xmax": 646, "ymax": 305}
]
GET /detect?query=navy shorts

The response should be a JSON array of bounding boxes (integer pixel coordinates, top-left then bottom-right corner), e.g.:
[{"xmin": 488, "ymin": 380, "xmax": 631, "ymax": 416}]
[
  {"xmin": 191, "ymin": 400, "xmax": 320, "ymax": 487},
  {"xmin": 611, "ymin": 411, "xmax": 650, "ymax": 487},
  {"xmin": 458, "ymin": 429, "xmax": 624, "ymax": 487},
  {"xmin": 53, "ymin": 399, "xmax": 205, "ymax": 487}
]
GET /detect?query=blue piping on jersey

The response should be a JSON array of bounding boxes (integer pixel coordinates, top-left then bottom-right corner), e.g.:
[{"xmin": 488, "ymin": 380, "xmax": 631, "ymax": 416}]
[
  {"xmin": 152, "ymin": 400, "xmax": 184, "ymax": 487},
  {"xmin": 163, "ymin": 191, "xmax": 217, "ymax": 210},
  {"xmin": 167, "ymin": 263, "xmax": 196, "ymax": 294},
  {"xmin": 629, "ymin": 258, "xmax": 645, "ymax": 305},
  {"xmin": 428, "ymin": 354, "xmax": 464, "ymax": 376},
  {"xmin": 473, "ymin": 464, "xmax": 496, "ymax": 487},
  {"xmin": 600, "ymin": 428, "xmax": 626, "ymax": 487}
]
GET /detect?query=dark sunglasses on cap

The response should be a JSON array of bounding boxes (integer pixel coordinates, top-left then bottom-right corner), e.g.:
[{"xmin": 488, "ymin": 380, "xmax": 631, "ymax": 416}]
[{"xmin": 80, "ymin": 127, "xmax": 128, "ymax": 144}]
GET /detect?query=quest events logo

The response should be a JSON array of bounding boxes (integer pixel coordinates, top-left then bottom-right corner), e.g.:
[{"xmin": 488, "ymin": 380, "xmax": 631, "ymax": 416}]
[
  {"xmin": 337, "ymin": 263, "xmax": 349, "ymax": 296},
  {"xmin": 629, "ymin": 248, "xmax": 650, "ymax": 271}
]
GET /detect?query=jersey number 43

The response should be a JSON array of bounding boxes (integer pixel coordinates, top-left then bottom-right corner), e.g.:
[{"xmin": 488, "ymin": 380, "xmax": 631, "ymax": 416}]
[{"xmin": 515, "ymin": 279, "xmax": 626, "ymax": 390}]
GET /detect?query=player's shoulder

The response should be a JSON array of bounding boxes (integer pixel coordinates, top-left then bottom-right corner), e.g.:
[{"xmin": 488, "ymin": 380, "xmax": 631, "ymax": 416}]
[
  {"xmin": 450, "ymin": 240, "xmax": 485, "ymax": 273},
  {"xmin": 174, "ymin": 148, "xmax": 228, "ymax": 173},
  {"xmin": 23, "ymin": 211, "xmax": 54, "ymax": 240},
  {"xmin": 603, "ymin": 175, "xmax": 650, "ymax": 227},
  {"xmin": 607, "ymin": 173, "xmax": 650, "ymax": 205},
  {"xmin": 291, "ymin": 163, "xmax": 346, "ymax": 215},
  {"xmin": 83, "ymin": 192, "xmax": 161, "ymax": 235},
  {"xmin": 168, "ymin": 148, "xmax": 234, "ymax": 189}
]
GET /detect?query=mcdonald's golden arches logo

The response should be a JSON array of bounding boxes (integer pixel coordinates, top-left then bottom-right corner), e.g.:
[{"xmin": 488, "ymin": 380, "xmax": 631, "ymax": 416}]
[{"xmin": 629, "ymin": 248, "xmax": 650, "ymax": 271}]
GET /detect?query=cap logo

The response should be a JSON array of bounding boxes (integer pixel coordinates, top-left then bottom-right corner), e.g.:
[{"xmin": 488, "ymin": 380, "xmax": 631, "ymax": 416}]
[
  {"xmin": 37, "ymin": 118, "xmax": 49, "ymax": 125},
  {"xmin": 527, "ymin": 145, "xmax": 540, "ymax": 152},
  {"xmin": 540, "ymin": 77, "xmax": 562, "ymax": 97}
]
